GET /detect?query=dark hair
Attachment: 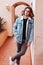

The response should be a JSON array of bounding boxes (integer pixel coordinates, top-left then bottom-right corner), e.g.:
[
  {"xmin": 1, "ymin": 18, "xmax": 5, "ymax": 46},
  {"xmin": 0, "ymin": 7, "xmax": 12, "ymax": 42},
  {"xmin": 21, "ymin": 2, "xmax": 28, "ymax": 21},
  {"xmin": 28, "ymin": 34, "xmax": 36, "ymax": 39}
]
[{"xmin": 24, "ymin": 6, "xmax": 34, "ymax": 18}]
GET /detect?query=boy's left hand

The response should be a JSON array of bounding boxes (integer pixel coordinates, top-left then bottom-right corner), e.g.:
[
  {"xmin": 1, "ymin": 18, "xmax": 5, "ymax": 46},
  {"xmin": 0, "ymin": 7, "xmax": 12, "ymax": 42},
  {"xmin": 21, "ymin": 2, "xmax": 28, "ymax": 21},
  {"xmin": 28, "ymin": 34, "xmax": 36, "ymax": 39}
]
[{"xmin": 27, "ymin": 42, "xmax": 31, "ymax": 47}]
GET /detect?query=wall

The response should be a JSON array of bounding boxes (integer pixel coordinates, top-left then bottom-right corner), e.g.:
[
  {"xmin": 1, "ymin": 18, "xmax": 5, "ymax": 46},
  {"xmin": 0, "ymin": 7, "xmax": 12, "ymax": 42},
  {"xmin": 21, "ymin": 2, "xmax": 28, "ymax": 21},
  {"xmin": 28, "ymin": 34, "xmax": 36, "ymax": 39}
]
[
  {"xmin": 35, "ymin": 0, "xmax": 43, "ymax": 65},
  {"xmin": 0, "ymin": 0, "xmax": 31, "ymax": 36},
  {"xmin": 0, "ymin": 1, "xmax": 13, "ymax": 36}
]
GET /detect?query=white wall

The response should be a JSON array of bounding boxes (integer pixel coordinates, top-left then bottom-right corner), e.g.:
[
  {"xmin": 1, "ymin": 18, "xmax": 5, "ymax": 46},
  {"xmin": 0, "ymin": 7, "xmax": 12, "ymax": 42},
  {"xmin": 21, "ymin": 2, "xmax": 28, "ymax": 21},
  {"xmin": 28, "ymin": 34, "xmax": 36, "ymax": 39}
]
[{"xmin": 35, "ymin": 0, "xmax": 43, "ymax": 65}]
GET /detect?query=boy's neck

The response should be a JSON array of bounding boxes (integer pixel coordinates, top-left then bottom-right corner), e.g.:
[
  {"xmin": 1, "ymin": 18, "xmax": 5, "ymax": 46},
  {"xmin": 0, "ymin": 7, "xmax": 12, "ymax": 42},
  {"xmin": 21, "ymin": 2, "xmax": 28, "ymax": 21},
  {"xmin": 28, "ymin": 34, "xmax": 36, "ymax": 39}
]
[{"xmin": 23, "ymin": 15, "xmax": 29, "ymax": 19}]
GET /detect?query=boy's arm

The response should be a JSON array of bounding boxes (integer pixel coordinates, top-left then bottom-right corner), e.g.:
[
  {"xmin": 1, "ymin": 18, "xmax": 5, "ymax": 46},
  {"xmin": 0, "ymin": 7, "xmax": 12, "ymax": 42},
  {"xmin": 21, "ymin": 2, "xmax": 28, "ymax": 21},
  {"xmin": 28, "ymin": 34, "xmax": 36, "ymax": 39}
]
[{"xmin": 27, "ymin": 19, "xmax": 34, "ymax": 47}]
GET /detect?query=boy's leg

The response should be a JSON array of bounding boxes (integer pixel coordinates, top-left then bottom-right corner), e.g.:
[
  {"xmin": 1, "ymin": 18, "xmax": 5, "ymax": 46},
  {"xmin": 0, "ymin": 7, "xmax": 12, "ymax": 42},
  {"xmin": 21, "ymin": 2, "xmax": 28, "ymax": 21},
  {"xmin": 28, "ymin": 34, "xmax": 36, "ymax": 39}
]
[
  {"xmin": 11, "ymin": 40, "xmax": 27, "ymax": 61},
  {"xmin": 9, "ymin": 43, "xmax": 22, "ymax": 65},
  {"xmin": 16, "ymin": 43, "xmax": 22, "ymax": 65}
]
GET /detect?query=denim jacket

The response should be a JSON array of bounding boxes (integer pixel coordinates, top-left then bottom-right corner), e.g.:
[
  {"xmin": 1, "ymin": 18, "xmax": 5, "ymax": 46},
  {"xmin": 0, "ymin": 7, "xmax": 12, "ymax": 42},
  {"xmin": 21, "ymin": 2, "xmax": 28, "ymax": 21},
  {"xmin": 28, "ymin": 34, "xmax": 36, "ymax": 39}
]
[{"xmin": 13, "ymin": 16, "xmax": 34, "ymax": 44}]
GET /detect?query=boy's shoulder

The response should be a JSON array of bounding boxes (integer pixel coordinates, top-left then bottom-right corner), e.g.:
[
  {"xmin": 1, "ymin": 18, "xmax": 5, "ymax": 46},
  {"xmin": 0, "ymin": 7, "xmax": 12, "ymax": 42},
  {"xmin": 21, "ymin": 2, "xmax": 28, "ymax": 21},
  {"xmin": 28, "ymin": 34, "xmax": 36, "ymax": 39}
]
[
  {"xmin": 16, "ymin": 16, "xmax": 23, "ymax": 21},
  {"xmin": 16, "ymin": 16, "xmax": 21, "ymax": 19},
  {"xmin": 28, "ymin": 17, "xmax": 34, "ymax": 24}
]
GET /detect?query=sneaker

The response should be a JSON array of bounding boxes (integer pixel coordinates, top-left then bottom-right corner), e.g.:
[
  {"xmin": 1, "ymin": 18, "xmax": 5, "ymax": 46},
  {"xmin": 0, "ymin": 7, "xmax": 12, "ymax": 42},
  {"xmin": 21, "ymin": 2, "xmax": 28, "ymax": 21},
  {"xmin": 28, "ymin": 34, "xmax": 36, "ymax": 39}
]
[
  {"xmin": 15, "ymin": 63, "xmax": 18, "ymax": 65},
  {"xmin": 9, "ymin": 57, "xmax": 14, "ymax": 65}
]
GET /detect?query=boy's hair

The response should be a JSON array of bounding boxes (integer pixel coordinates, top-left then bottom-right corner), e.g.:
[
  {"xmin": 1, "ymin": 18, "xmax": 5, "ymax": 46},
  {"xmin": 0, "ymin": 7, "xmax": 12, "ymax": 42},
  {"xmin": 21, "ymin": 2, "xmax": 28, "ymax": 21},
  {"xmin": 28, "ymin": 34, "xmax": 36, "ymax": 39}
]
[{"xmin": 24, "ymin": 6, "xmax": 34, "ymax": 18}]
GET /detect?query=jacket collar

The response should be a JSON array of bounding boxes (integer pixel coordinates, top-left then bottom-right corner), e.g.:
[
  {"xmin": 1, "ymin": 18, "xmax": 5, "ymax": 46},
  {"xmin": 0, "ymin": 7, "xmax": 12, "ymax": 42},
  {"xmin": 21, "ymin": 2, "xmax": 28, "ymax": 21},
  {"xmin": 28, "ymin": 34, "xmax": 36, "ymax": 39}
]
[
  {"xmin": 20, "ymin": 16, "xmax": 31, "ymax": 21},
  {"xmin": 20, "ymin": 16, "xmax": 23, "ymax": 21}
]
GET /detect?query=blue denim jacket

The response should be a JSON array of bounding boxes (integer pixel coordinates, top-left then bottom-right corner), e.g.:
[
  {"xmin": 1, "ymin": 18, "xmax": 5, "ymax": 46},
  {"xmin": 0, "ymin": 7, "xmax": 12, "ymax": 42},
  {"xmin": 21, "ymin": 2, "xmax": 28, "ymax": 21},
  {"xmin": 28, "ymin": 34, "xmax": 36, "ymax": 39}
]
[{"xmin": 13, "ymin": 16, "xmax": 34, "ymax": 44}]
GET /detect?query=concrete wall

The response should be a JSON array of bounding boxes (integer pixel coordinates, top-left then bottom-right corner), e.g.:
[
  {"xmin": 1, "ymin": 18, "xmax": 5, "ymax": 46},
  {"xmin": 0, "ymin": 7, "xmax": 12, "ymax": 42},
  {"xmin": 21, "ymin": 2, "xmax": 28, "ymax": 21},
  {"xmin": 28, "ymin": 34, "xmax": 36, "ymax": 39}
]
[{"xmin": 35, "ymin": 0, "xmax": 43, "ymax": 65}]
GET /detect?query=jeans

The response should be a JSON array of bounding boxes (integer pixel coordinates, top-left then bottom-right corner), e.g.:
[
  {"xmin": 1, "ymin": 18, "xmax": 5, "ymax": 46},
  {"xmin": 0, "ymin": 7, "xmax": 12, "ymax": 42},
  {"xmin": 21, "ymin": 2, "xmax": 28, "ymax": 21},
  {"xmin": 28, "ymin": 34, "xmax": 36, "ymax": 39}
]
[{"xmin": 12, "ymin": 40, "xmax": 27, "ymax": 65}]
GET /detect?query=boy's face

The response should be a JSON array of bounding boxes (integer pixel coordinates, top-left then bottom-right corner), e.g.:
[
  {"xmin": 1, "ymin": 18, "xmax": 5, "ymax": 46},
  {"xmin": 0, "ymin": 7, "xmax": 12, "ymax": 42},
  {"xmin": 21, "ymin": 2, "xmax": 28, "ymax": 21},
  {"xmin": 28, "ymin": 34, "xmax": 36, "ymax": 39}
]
[{"xmin": 25, "ymin": 8, "xmax": 30, "ymax": 17}]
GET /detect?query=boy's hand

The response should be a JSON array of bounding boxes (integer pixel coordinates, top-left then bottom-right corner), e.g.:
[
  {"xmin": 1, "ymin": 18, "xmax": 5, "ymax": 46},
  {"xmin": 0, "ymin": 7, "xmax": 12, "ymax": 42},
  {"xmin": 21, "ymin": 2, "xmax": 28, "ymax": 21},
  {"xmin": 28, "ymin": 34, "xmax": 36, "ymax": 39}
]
[{"xmin": 27, "ymin": 42, "xmax": 31, "ymax": 47}]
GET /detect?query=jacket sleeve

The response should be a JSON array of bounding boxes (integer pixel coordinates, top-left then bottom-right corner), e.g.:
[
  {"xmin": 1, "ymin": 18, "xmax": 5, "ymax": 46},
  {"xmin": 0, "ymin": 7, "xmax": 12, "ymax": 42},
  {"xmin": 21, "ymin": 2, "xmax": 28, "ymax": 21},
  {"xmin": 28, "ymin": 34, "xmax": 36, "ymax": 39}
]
[
  {"xmin": 28, "ymin": 19, "xmax": 34, "ymax": 43},
  {"xmin": 13, "ymin": 18, "xmax": 18, "ymax": 35}
]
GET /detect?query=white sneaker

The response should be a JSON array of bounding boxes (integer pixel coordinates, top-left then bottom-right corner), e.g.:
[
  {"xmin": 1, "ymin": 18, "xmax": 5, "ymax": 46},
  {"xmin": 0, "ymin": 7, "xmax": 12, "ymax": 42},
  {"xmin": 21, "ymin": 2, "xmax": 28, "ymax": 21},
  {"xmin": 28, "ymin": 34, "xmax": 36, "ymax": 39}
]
[
  {"xmin": 15, "ymin": 63, "xmax": 18, "ymax": 65},
  {"xmin": 9, "ymin": 57, "xmax": 14, "ymax": 65}
]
